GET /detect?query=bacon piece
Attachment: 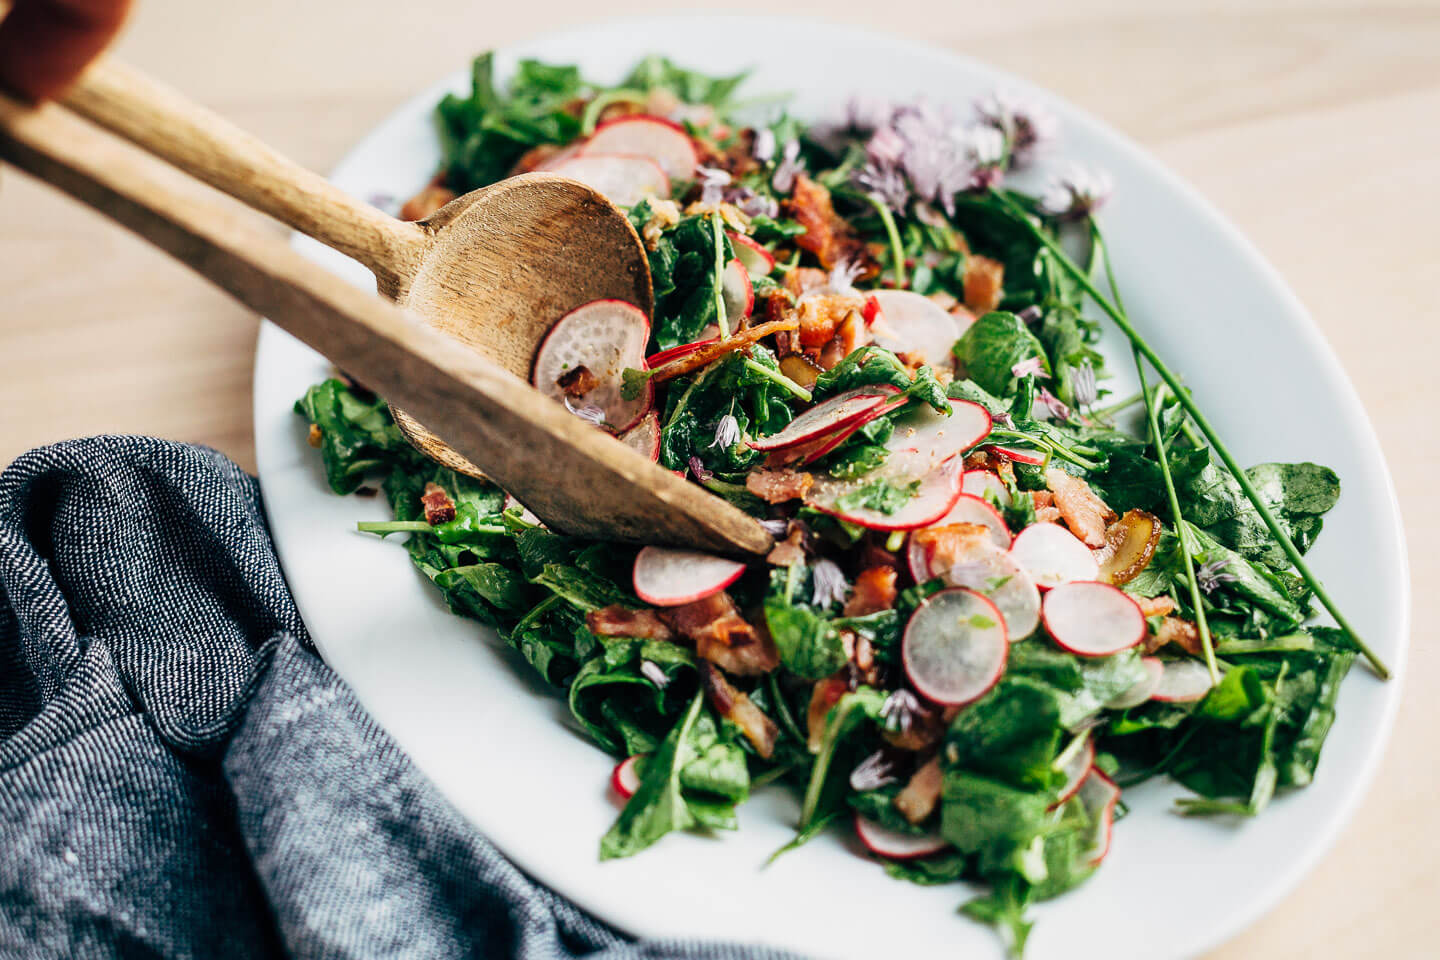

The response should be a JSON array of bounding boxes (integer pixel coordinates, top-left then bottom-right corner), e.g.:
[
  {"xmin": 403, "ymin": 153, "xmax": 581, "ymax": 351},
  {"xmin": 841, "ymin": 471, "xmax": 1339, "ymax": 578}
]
[
  {"xmin": 700, "ymin": 661, "xmax": 778, "ymax": 758},
  {"xmin": 766, "ymin": 526, "xmax": 808, "ymax": 567},
  {"xmin": 648, "ymin": 317, "xmax": 799, "ymax": 384},
  {"xmin": 894, "ymin": 756, "xmax": 943, "ymax": 825},
  {"xmin": 1134, "ymin": 595, "xmax": 1177, "ymax": 619},
  {"xmin": 307, "ymin": 423, "xmax": 323, "ymax": 448},
  {"xmin": 786, "ymin": 174, "xmax": 878, "ymax": 275},
  {"xmin": 663, "ymin": 592, "xmax": 777, "ymax": 676},
  {"xmin": 1144, "ymin": 615, "xmax": 1202, "ymax": 656},
  {"xmin": 747, "ymin": 467, "xmax": 814, "ymax": 505},
  {"xmin": 910, "ymin": 523, "xmax": 993, "ymax": 579},
  {"xmin": 882, "ymin": 703, "xmax": 951, "ymax": 752},
  {"xmin": 796, "ymin": 295, "xmax": 867, "ymax": 350},
  {"xmin": 1044, "ymin": 468, "xmax": 1118, "ymax": 548},
  {"xmin": 420, "ymin": 482, "xmax": 456, "ymax": 525},
  {"xmin": 964, "ymin": 449, "xmax": 1016, "ymax": 485},
  {"xmin": 784, "ymin": 266, "xmax": 830, "ymax": 298},
  {"xmin": 843, "ymin": 566, "xmax": 898, "ymax": 618},
  {"xmin": 806, "ymin": 672, "xmax": 852, "ymax": 751},
  {"xmin": 399, "ymin": 178, "xmax": 456, "ymax": 222},
  {"xmin": 555, "ymin": 364, "xmax": 598, "ymax": 398},
  {"xmin": 962, "ymin": 254, "xmax": 1005, "ymax": 314},
  {"xmin": 586, "ymin": 604, "xmax": 675, "ymax": 641},
  {"xmin": 817, "ymin": 309, "xmax": 871, "ymax": 370}
]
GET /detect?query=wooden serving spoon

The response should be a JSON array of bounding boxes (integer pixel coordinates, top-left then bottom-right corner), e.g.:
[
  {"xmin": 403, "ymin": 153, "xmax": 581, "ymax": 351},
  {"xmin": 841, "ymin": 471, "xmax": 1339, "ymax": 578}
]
[{"xmin": 0, "ymin": 58, "xmax": 773, "ymax": 557}]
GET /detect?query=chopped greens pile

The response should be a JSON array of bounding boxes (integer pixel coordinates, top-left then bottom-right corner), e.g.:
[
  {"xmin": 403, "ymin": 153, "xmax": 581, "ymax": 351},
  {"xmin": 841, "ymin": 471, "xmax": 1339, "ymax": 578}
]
[{"xmin": 296, "ymin": 54, "xmax": 1382, "ymax": 957}]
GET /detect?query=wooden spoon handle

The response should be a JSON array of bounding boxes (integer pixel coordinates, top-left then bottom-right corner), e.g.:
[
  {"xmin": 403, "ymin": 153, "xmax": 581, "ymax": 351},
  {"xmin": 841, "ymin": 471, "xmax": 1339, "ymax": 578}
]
[
  {"xmin": 60, "ymin": 57, "xmax": 427, "ymax": 290},
  {"xmin": 0, "ymin": 93, "xmax": 772, "ymax": 557}
]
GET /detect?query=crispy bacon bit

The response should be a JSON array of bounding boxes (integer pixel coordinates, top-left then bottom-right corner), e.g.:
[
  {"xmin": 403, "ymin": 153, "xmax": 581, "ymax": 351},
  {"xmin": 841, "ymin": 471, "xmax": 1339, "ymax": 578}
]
[
  {"xmin": 556, "ymin": 364, "xmax": 598, "ymax": 398},
  {"xmin": 639, "ymin": 198, "xmax": 682, "ymax": 250},
  {"xmin": 306, "ymin": 423, "xmax": 323, "ymax": 448},
  {"xmin": 648, "ymin": 317, "xmax": 799, "ymax": 384},
  {"xmin": 700, "ymin": 661, "xmax": 779, "ymax": 758},
  {"xmin": 784, "ymin": 266, "xmax": 830, "ymax": 298},
  {"xmin": 586, "ymin": 604, "xmax": 675, "ymax": 641},
  {"xmin": 858, "ymin": 539, "xmax": 902, "ymax": 572},
  {"xmin": 807, "ymin": 672, "xmax": 852, "ymax": 751},
  {"xmin": 766, "ymin": 525, "xmax": 808, "ymax": 567},
  {"xmin": 964, "ymin": 449, "xmax": 1016, "ymax": 484},
  {"xmin": 420, "ymin": 482, "xmax": 456, "ymax": 525},
  {"xmin": 796, "ymin": 294, "xmax": 867, "ymax": 349},
  {"xmin": 1145, "ymin": 615, "xmax": 1203, "ymax": 656},
  {"xmin": 747, "ymin": 467, "xmax": 815, "ymax": 505},
  {"xmin": 894, "ymin": 756, "xmax": 943, "ymax": 825},
  {"xmin": 399, "ymin": 178, "xmax": 456, "ymax": 222},
  {"xmin": 844, "ymin": 566, "xmax": 898, "ymax": 618},
  {"xmin": 1135, "ymin": 595, "xmax": 1177, "ymax": 619},
  {"xmin": 787, "ymin": 174, "xmax": 878, "ymax": 275},
  {"xmin": 663, "ymin": 592, "xmax": 777, "ymax": 676},
  {"xmin": 817, "ymin": 309, "xmax": 871, "ymax": 370},
  {"xmin": 962, "ymin": 254, "xmax": 1005, "ymax": 314},
  {"xmin": 1045, "ymin": 468, "xmax": 1118, "ymax": 548},
  {"xmin": 910, "ymin": 523, "xmax": 993, "ymax": 579},
  {"xmin": 882, "ymin": 703, "xmax": 952, "ymax": 752}
]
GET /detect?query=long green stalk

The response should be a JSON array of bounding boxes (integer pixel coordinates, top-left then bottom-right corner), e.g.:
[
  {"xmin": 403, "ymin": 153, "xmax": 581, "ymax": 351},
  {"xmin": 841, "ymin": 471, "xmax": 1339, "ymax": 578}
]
[
  {"xmin": 711, "ymin": 213, "xmax": 730, "ymax": 339},
  {"xmin": 993, "ymin": 189, "xmax": 1389, "ymax": 679}
]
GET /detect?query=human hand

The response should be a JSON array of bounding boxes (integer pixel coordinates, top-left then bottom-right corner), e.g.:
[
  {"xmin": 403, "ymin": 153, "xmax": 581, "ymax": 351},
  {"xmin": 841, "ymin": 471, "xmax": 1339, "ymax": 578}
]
[{"xmin": 0, "ymin": 0, "xmax": 134, "ymax": 101}]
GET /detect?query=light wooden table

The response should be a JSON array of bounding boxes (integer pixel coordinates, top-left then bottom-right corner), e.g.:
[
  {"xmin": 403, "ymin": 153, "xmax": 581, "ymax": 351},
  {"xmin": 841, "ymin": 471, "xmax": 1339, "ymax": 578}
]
[{"xmin": 1, "ymin": 0, "xmax": 1434, "ymax": 955}]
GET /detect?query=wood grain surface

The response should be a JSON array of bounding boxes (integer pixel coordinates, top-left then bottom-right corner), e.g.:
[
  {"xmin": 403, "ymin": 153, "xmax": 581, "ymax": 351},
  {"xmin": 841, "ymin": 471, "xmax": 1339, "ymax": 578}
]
[{"xmin": 1, "ymin": 0, "xmax": 1434, "ymax": 955}]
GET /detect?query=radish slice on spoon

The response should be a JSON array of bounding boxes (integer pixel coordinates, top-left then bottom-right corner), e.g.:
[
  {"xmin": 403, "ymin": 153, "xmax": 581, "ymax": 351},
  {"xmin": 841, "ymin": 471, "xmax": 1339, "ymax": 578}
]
[
  {"xmin": 854, "ymin": 815, "xmax": 949, "ymax": 860},
  {"xmin": 547, "ymin": 153, "xmax": 669, "ymax": 208},
  {"xmin": 728, "ymin": 231, "xmax": 775, "ymax": 279},
  {"xmin": 532, "ymin": 298, "xmax": 652, "ymax": 432},
  {"xmin": 619, "ymin": 411, "xmax": 661, "ymax": 462},
  {"xmin": 721, "ymin": 258, "xmax": 754, "ymax": 321},
  {"xmin": 1151, "ymin": 658, "xmax": 1217, "ymax": 703},
  {"xmin": 885, "ymin": 399, "xmax": 992, "ymax": 470},
  {"xmin": 867, "ymin": 290, "xmax": 962, "ymax": 370},
  {"xmin": 1077, "ymin": 769, "xmax": 1121, "ymax": 866},
  {"xmin": 748, "ymin": 386, "xmax": 899, "ymax": 451},
  {"xmin": 1051, "ymin": 737, "xmax": 1096, "ymax": 808},
  {"xmin": 1042, "ymin": 581, "xmax": 1146, "ymax": 656},
  {"xmin": 908, "ymin": 529, "xmax": 1040, "ymax": 640},
  {"xmin": 582, "ymin": 116, "xmax": 698, "ymax": 179},
  {"xmin": 611, "ymin": 755, "xmax": 643, "ymax": 799},
  {"xmin": 1106, "ymin": 656, "xmax": 1164, "ymax": 709},
  {"xmin": 963, "ymin": 470, "xmax": 1012, "ymax": 508},
  {"xmin": 1008, "ymin": 523, "xmax": 1100, "ymax": 589},
  {"xmin": 632, "ymin": 545, "xmax": 746, "ymax": 606},
  {"xmin": 903, "ymin": 586, "xmax": 1009, "ymax": 706},
  {"xmin": 806, "ymin": 452, "xmax": 963, "ymax": 531}
]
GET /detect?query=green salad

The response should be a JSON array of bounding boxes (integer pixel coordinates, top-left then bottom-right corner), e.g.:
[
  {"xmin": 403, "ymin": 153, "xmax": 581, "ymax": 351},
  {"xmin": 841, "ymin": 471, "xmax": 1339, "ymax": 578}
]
[{"xmin": 296, "ymin": 53, "xmax": 1386, "ymax": 956}]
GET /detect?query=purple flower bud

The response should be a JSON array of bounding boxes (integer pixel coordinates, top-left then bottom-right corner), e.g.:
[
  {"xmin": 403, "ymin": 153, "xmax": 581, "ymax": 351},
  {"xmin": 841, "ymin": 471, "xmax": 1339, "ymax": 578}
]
[
  {"xmin": 1073, "ymin": 361, "xmax": 1098, "ymax": 408},
  {"xmin": 728, "ymin": 186, "xmax": 779, "ymax": 220},
  {"xmin": 866, "ymin": 126, "xmax": 906, "ymax": 167},
  {"xmin": 845, "ymin": 95, "xmax": 894, "ymax": 133},
  {"xmin": 1041, "ymin": 165, "xmax": 1114, "ymax": 220},
  {"xmin": 853, "ymin": 161, "xmax": 909, "ymax": 214},
  {"xmin": 687, "ymin": 455, "xmax": 714, "ymax": 482},
  {"xmin": 1196, "ymin": 558, "xmax": 1240, "ymax": 593},
  {"xmin": 1011, "ymin": 356, "xmax": 1049, "ymax": 380},
  {"xmin": 752, "ymin": 127, "xmax": 777, "ymax": 164},
  {"xmin": 1036, "ymin": 386, "xmax": 1073, "ymax": 423},
  {"xmin": 640, "ymin": 660, "xmax": 670, "ymax": 689},
  {"xmin": 811, "ymin": 558, "xmax": 849, "ymax": 608},
  {"xmin": 828, "ymin": 258, "xmax": 864, "ymax": 296},
  {"xmin": 880, "ymin": 689, "xmax": 923, "ymax": 733},
  {"xmin": 563, "ymin": 397, "xmax": 607, "ymax": 426},
  {"xmin": 759, "ymin": 518, "xmax": 790, "ymax": 536},
  {"xmin": 697, "ymin": 166, "xmax": 732, "ymax": 206},
  {"xmin": 849, "ymin": 750, "xmax": 900, "ymax": 791},
  {"xmin": 771, "ymin": 140, "xmax": 805, "ymax": 194},
  {"xmin": 710, "ymin": 413, "xmax": 741, "ymax": 450},
  {"xmin": 974, "ymin": 89, "xmax": 1058, "ymax": 169},
  {"xmin": 1016, "ymin": 305, "xmax": 1043, "ymax": 324}
]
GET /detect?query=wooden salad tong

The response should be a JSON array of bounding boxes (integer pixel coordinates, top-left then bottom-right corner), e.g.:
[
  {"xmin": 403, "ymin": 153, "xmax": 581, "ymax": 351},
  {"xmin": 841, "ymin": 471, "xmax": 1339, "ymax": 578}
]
[{"xmin": 0, "ymin": 58, "xmax": 773, "ymax": 557}]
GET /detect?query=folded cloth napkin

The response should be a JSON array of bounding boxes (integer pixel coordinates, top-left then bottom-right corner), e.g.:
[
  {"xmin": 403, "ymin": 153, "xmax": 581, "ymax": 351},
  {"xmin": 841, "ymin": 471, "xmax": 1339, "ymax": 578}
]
[{"xmin": 0, "ymin": 437, "xmax": 797, "ymax": 960}]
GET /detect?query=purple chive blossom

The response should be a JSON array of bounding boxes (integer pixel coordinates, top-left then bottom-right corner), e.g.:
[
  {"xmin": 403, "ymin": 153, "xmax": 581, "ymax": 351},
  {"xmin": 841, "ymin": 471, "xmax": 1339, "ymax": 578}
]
[
  {"xmin": 880, "ymin": 689, "xmax": 924, "ymax": 733},
  {"xmin": 1016, "ymin": 305, "xmax": 1043, "ymax": 324},
  {"xmin": 828, "ymin": 258, "xmax": 864, "ymax": 296},
  {"xmin": 960, "ymin": 125, "xmax": 1007, "ymax": 192},
  {"xmin": 752, "ymin": 127, "xmax": 777, "ymax": 163},
  {"xmin": 1196, "ymin": 558, "xmax": 1240, "ymax": 593},
  {"xmin": 1072, "ymin": 361, "xmax": 1098, "ymax": 409},
  {"xmin": 696, "ymin": 166, "xmax": 732, "ymax": 206},
  {"xmin": 771, "ymin": 140, "xmax": 805, "ymax": 194},
  {"xmin": 811, "ymin": 558, "xmax": 849, "ymax": 609},
  {"xmin": 1037, "ymin": 386, "xmax": 1073, "ymax": 422},
  {"xmin": 759, "ymin": 518, "xmax": 790, "ymax": 536},
  {"xmin": 687, "ymin": 455, "xmax": 714, "ymax": 482},
  {"xmin": 563, "ymin": 397, "xmax": 606, "ymax": 426},
  {"xmin": 640, "ymin": 660, "xmax": 670, "ymax": 689},
  {"xmin": 845, "ymin": 94, "xmax": 894, "ymax": 133},
  {"xmin": 849, "ymin": 750, "xmax": 900, "ymax": 791},
  {"xmin": 974, "ymin": 90, "xmax": 1058, "ymax": 169},
  {"xmin": 866, "ymin": 126, "xmax": 907, "ymax": 166},
  {"xmin": 853, "ymin": 161, "xmax": 910, "ymax": 214},
  {"xmin": 710, "ymin": 414, "xmax": 741, "ymax": 450},
  {"xmin": 730, "ymin": 188, "xmax": 779, "ymax": 220},
  {"xmin": 1011, "ymin": 356, "xmax": 1049, "ymax": 380},
  {"xmin": 992, "ymin": 410, "xmax": 1016, "ymax": 430},
  {"xmin": 1041, "ymin": 165, "xmax": 1114, "ymax": 220}
]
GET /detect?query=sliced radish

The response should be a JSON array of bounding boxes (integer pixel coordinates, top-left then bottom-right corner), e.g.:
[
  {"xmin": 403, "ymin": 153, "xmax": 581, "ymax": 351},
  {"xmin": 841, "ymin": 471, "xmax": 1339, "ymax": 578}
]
[
  {"xmin": 1052, "ymin": 738, "xmax": 1096, "ymax": 809},
  {"xmin": 1077, "ymin": 769, "xmax": 1121, "ymax": 866},
  {"xmin": 1106, "ymin": 656, "xmax": 1164, "ymax": 709},
  {"xmin": 868, "ymin": 290, "xmax": 962, "ymax": 370},
  {"xmin": 632, "ymin": 545, "xmax": 746, "ymax": 606},
  {"xmin": 885, "ymin": 399, "xmax": 991, "ymax": 470},
  {"xmin": 962, "ymin": 470, "xmax": 1012, "ymax": 508},
  {"xmin": 903, "ymin": 587, "xmax": 1009, "ymax": 705},
  {"xmin": 1042, "ymin": 581, "xmax": 1146, "ymax": 657},
  {"xmin": 795, "ymin": 395, "xmax": 910, "ymax": 466},
  {"xmin": 583, "ymin": 116, "xmax": 697, "ymax": 180},
  {"xmin": 748, "ymin": 386, "xmax": 899, "ymax": 451},
  {"xmin": 646, "ymin": 336, "xmax": 719, "ymax": 369},
  {"xmin": 611, "ymin": 755, "xmax": 643, "ymax": 799},
  {"xmin": 806, "ymin": 452, "xmax": 963, "ymax": 531},
  {"xmin": 908, "ymin": 529, "xmax": 1040, "ymax": 640},
  {"xmin": 722, "ymin": 258, "xmax": 754, "ymax": 321},
  {"xmin": 854, "ymin": 815, "xmax": 949, "ymax": 860},
  {"xmin": 619, "ymin": 411, "xmax": 661, "ymax": 462},
  {"xmin": 532, "ymin": 299, "xmax": 652, "ymax": 432},
  {"xmin": 1008, "ymin": 523, "xmax": 1100, "ymax": 589},
  {"xmin": 547, "ymin": 153, "xmax": 669, "ymax": 208},
  {"xmin": 987, "ymin": 443, "xmax": 1047, "ymax": 466},
  {"xmin": 728, "ymin": 231, "xmax": 775, "ymax": 280},
  {"xmin": 1151, "ymin": 659, "xmax": 1217, "ymax": 703},
  {"xmin": 934, "ymin": 494, "xmax": 1011, "ymax": 549}
]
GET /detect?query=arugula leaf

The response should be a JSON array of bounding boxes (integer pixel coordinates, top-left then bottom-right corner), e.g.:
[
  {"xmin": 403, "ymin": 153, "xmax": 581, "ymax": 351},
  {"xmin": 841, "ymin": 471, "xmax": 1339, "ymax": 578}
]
[
  {"xmin": 797, "ymin": 687, "xmax": 888, "ymax": 832},
  {"xmin": 294, "ymin": 379, "xmax": 407, "ymax": 493},
  {"xmin": 954, "ymin": 312, "xmax": 1048, "ymax": 398},
  {"xmin": 601, "ymin": 693, "xmax": 705, "ymax": 859},
  {"xmin": 764, "ymin": 580, "xmax": 848, "ymax": 681},
  {"xmin": 960, "ymin": 874, "xmax": 1034, "ymax": 958}
]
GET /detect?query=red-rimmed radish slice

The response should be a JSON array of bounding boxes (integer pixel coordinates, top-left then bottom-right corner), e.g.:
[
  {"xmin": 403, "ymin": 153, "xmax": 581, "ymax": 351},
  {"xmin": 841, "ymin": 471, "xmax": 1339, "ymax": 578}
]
[
  {"xmin": 728, "ymin": 231, "xmax": 775, "ymax": 280},
  {"xmin": 646, "ymin": 336, "xmax": 719, "ymax": 369},
  {"xmin": 611, "ymin": 755, "xmax": 643, "ymax": 799},
  {"xmin": 1008, "ymin": 523, "xmax": 1100, "ymax": 589},
  {"xmin": 806, "ymin": 453, "xmax": 963, "ymax": 531},
  {"xmin": 748, "ymin": 386, "xmax": 900, "ymax": 451},
  {"xmin": 854, "ymin": 815, "xmax": 949, "ymax": 860},
  {"xmin": 619, "ymin": 411, "xmax": 661, "ymax": 462},
  {"xmin": 1077, "ymin": 769, "xmax": 1121, "ymax": 866},
  {"xmin": 908, "ymin": 529, "xmax": 1040, "ymax": 640},
  {"xmin": 1106, "ymin": 656, "xmax": 1165, "ymax": 709},
  {"xmin": 885, "ymin": 399, "xmax": 991, "ymax": 469},
  {"xmin": 962, "ymin": 470, "xmax": 1012, "ymax": 508},
  {"xmin": 1042, "ymin": 581, "xmax": 1146, "ymax": 657},
  {"xmin": 722, "ymin": 258, "xmax": 754, "ymax": 321},
  {"xmin": 632, "ymin": 545, "xmax": 746, "ymax": 606},
  {"xmin": 935, "ymin": 494, "xmax": 1011, "ymax": 548},
  {"xmin": 532, "ymin": 299, "xmax": 652, "ymax": 432},
  {"xmin": 903, "ymin": 586, "xmax": 1009, "ymax": 705},
  {"xmin": 583, "ymin": 116, "xmax": 697, "ymax": 179},
  {"xmin": 868, "ymin": 289, "xmax": 962, "ymax": 369},
  {"xmin": 1051, "ymin": 738, "xmax": 1096, "ymax": 809},
  {"xmin": 987, "ymin": 443, "xmax": 1047, "ymax": 466},
  {"xmin": 547, "ymin": 153, "xmax": 669, "ymax": 207},
  {"xmin": 1151, "ymin": 659, "xmax": 1217, "ymax": 703},
  {"xmin": 795, "ymin": 395, "xmax": 910, "ymax": 466}
]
